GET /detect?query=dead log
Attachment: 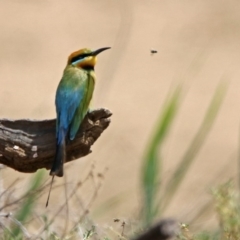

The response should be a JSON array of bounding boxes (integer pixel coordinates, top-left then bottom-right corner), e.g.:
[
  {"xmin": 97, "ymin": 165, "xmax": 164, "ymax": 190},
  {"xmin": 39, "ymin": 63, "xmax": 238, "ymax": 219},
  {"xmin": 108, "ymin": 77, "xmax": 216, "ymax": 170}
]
[{"xmin": 0, "ymin": 108, "xmax": 112, "ymax": 174}]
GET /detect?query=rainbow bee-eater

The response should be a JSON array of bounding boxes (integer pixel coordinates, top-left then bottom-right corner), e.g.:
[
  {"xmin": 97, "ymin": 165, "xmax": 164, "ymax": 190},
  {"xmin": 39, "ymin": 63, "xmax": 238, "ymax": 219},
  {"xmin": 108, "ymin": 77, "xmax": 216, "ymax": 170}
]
[{"xmin": 46, "ymin": 47, "xmax": 110, "ymax": 206}]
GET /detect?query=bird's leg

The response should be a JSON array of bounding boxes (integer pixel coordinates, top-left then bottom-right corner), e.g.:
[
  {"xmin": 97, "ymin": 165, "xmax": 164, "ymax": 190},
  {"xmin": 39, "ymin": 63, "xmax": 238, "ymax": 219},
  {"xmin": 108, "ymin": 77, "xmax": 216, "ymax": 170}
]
[
  {"xmin": 77, "ymin": 110, "xmax": 103, "ymax": 134},
  {"xmin": 82, "ymin": 109, "xmax": 97, "ymax": 132},
  {"xmin": 86, "ymin": 109, "xmax": 94, "ymax": 125}
]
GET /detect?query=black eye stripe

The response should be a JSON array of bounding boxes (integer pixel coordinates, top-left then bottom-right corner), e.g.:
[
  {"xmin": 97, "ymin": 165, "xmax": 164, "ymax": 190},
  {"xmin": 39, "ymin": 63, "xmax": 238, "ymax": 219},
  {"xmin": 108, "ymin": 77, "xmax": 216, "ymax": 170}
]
[{"xmin": 71, "ymin": 53, "xmax": 92, "ymax": 64}]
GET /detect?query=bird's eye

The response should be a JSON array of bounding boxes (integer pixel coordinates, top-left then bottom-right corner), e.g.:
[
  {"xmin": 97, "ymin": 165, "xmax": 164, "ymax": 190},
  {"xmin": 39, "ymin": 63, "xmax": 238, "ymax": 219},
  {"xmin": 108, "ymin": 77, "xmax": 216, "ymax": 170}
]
[
  {"xmin": 71, "ymin": 53, "xmax": 90, "ymax": 64},
  {"xmin": 71, "ymin": 55, "xmax": 83, "ymax": 64}
]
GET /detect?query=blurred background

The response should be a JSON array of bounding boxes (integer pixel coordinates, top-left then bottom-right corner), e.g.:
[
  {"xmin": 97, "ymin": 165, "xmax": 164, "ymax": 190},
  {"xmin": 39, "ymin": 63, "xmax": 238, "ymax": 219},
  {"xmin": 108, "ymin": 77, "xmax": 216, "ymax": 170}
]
[{"xmin": 1, "ymin": 0, "xmax": 240, "ymax": 235}]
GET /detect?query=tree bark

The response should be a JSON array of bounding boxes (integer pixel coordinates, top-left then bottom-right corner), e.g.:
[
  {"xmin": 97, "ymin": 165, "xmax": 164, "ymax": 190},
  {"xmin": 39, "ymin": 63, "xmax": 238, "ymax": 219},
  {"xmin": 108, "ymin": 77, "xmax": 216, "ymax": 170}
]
[{"xmin": 0, "ymin": 108, "xmax": 112, "ymax": 174}]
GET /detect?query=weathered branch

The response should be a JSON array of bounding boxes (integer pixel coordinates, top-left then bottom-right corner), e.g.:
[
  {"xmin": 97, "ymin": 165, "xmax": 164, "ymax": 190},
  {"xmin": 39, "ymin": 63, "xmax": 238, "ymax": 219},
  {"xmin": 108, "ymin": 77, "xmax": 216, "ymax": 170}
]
[{"xmin": 0, "ymin": 108, "xmax": 112, "ymax": 174}]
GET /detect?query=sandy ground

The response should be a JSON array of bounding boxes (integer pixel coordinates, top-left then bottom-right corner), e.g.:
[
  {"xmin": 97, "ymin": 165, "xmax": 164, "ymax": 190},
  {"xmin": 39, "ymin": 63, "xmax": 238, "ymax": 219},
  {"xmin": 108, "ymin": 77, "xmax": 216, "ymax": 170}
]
[{"xmin": 1, "ymin": 0, "xmax": 240, "ymax": 233}]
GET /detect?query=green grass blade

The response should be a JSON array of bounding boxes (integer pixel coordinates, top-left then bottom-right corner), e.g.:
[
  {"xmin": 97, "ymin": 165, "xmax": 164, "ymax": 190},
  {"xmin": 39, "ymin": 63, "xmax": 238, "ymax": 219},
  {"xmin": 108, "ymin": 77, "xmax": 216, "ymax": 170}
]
[
  {"xmin": 162, "ymin": 83, "xmax": 227, "ymax": 210},
  {"xmin": 141, "ymin": 87, "xmax": 181, "ymax": 226}
]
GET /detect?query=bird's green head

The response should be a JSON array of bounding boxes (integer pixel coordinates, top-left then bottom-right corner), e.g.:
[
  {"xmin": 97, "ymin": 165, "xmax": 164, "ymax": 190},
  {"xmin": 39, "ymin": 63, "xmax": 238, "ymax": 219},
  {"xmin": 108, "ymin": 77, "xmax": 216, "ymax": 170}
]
[{"xmin": 68, "ymin": 47, "xmax": 110, "ymax": 69}]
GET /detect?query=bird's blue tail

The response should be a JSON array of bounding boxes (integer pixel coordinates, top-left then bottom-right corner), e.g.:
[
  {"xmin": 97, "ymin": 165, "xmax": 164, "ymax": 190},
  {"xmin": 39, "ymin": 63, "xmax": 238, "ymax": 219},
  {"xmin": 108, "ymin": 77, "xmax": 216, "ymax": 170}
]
[{"xmin": 50, "ymin": 127, "xmax": 66, "ymax": 177}]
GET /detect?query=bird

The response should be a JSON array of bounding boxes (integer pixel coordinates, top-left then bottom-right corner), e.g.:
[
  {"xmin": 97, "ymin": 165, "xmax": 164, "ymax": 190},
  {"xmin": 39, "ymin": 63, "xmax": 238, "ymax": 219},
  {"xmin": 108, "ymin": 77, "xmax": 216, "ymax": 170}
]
[
  {"xmin": 46, "ymin": 47, "xmax": 110, "ymax": 207},
  {"xmin": 150, "ymin": 49, "xmax": 158, "ymax": 55}
]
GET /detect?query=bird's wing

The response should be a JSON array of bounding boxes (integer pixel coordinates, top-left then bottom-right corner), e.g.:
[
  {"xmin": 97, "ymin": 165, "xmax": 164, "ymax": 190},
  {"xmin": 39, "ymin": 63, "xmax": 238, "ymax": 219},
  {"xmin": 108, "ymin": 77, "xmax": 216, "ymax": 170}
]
[
  {"xmin": 69, "ymin": 73, "xmax": 95, "ymax": 140},
  {"xmin": 55, "ymin": 73, "xmax": 87, "ymax": 142}
]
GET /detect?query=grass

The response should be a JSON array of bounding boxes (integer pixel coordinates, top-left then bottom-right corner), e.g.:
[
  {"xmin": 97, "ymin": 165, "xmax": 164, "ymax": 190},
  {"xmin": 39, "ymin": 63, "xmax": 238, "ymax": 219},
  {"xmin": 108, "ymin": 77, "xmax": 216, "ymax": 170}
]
[
  {"xmin": 141, "ymin": 86, "xmax": 181, "ymax": 226},
  {"xmin": 1, "ymin": 82, "xmax": 240, "ymax": 239},
  {"xmin": 141, "ymin": 83, "xmax": 227, "ymax": 226},
  {"xmin": 178, "ymin": 181, "xmax": 240, "ymax": 240}
]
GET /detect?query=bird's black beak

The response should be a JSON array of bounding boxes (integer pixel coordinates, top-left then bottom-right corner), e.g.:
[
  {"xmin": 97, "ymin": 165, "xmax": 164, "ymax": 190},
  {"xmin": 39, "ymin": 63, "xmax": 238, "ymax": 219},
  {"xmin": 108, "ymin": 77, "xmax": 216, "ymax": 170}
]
[{"xmin": 92, "ymin": 47, "xmax": 111, "ymax": 56}]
